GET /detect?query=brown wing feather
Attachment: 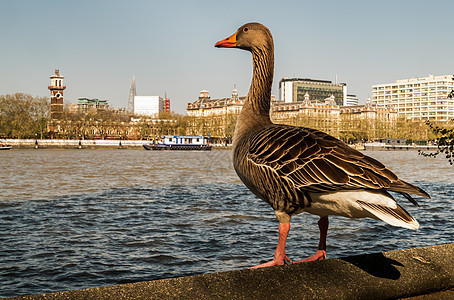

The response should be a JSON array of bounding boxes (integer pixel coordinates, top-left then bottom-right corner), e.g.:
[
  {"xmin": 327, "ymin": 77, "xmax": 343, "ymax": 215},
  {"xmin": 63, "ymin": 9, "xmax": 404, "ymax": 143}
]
[{"xmin": 248, "ymin": 124, "xmax": 430, "ymax": 200}]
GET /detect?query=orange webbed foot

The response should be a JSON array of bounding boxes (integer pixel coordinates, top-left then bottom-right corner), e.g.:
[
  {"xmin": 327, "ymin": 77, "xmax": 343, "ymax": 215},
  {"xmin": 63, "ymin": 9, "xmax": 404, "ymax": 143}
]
[
  {"xmin": 294, "ymin": 250, "xmax": 326, "ymax": 263},
  {"xmin": 250, "ymin": 255, "xmax": 292, "ymax": 269}
]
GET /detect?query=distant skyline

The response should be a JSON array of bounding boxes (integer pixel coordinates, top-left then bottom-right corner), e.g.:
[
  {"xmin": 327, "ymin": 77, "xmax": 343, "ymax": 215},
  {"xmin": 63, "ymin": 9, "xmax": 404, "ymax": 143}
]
[{"xmin": 1, "ymin": 0, "xmax": 453, "ymax": 114}]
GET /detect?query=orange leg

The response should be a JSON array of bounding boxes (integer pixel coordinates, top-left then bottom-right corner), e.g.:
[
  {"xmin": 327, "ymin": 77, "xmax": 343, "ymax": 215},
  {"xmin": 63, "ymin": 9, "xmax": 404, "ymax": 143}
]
[
  {"xmin": 250, "ymin": 222, "xmax": 292, "ymax": 269},
  {"xmin": 295, "ymin": 216, "xmax": 328, "ymax": 263}
]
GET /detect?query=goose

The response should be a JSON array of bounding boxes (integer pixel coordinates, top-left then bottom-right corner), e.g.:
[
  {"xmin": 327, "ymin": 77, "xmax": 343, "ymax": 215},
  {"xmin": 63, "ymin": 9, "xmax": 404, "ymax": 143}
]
[{"xmin": 215, "ymin": 23, "xmax": 430, "ymax": 269}]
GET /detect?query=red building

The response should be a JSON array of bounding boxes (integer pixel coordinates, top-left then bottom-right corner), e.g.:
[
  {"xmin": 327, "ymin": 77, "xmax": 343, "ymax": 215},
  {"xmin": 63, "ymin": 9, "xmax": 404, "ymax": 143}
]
[{"xmin": 48, "ymin": 69, "xmax": 66, "ymax": 120}]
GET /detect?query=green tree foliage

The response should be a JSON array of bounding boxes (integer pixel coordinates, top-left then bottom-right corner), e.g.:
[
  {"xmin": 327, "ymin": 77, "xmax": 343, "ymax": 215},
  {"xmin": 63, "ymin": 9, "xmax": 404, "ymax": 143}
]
[
  {"xmin": 419, "ymin": 75, "xmax": 454, "ymax": 164},
  {"xmin": 0, "ymin": 93, "xmax": 49, "ymax": 138},
  {"xmin": 418, "ymin": 121, "xmax": 454, "ymax": 164},
  {"xmin": 156, "ymin": 111, "xmax": 188, "ymax": 136}
]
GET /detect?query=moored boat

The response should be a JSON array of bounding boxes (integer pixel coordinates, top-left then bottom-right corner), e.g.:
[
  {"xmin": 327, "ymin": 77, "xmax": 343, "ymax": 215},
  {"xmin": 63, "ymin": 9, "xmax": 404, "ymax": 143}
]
[
  {"xmin": 143, "ymin": 135, "xmax": 212, "ymax": 151},
  {"xmin": 0, "ymin": 144, "xmax": 12, "ymax": 150}
]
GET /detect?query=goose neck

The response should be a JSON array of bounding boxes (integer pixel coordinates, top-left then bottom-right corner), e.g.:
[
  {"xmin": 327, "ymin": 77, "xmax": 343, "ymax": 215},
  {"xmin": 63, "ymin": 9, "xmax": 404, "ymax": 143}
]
[
  {"xmin": 242, "ymin": 47, "xmax": 274, "ymax": 119},
  {"xmin": 234, "ymin": 47, "xmax": 274, "ymax": 145}
]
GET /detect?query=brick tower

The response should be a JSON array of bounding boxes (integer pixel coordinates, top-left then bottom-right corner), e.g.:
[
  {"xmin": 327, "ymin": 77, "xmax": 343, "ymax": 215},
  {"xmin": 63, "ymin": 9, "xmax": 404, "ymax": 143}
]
[{"xmin": 48, "ymin": 69, "xmax": 66, "ymax": 120}]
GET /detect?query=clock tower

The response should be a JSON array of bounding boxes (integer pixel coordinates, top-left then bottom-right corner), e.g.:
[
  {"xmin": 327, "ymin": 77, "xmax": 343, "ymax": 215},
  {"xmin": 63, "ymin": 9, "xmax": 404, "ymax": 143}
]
[{"xmin": 48, "ymin": 69, "xmax": 66, "ymax": 120}]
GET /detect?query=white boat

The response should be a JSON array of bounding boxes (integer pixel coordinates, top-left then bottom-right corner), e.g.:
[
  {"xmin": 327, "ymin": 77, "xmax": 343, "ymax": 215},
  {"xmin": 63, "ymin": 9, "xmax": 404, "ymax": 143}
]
[
  {"xmin": 0, "ymin": 144, "xmax": 12, "ymax": 150},
  {"xmin": 143, "ymin": 135, "xmax": 212, "ymax": 151}
]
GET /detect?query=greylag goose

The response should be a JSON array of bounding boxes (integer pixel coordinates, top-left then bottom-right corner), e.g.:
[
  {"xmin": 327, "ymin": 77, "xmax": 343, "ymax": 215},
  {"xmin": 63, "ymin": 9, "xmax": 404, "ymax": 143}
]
[{"xmin": 215, "ymin": 23, "xmax": 430, "ymax": 269}]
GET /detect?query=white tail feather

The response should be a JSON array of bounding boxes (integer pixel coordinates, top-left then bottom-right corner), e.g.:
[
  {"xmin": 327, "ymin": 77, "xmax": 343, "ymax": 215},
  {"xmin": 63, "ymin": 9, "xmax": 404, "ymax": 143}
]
[
  {"xmin": 357, "ymin": 200, "xmax": 419, "ymax": 230},
  {"xmin": 306, "ymin": 190, "xmax": 419, "ymax": 230}
]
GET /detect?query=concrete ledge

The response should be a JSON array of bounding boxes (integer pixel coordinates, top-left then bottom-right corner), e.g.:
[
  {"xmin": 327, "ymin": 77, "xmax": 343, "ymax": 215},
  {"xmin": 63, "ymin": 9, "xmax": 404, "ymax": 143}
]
[{"xmin": 10, "ymin": 243, "xmax": 454, "ymax": 299}]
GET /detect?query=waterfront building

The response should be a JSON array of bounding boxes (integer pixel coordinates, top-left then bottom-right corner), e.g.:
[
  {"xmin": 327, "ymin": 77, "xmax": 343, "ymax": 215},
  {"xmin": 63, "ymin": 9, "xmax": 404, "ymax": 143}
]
[
  {"xmin": 186, "ymin": 88, "xmax": 339, "ymax": 139},
  {"xmin": 186, "ymin": 89, "xmax": 246, "ymax": 141},
  {"xmin": 186, "ymin": 86, "xmax": 400, "ymax": 142},
  {"xmin": 77, "ymin": 98, "xmax": 109, "ymax": 114},
  {"xmin": 339, "ymin": 100, "xmax": 398, "ymax": 141},
  {"xmin": 279, "ymin": 77, "xmax": 347, "ymax": 106},
  {"xmin": 187, "ymin": 89, "xmax": 246, "ymax": 117},
  {"xmin": 134, "ymin": 96, "xmax": 164, "ymax": 117},
  {"xmin": 372, "ymin": 74, "xmax": 454, "ymax": 121},
  {"xmin": 48, "ymin": 69, "xmax": 66, "ymax": 120},
  {"xmin": 272, "ymin": 94, "xmax": 340, "ymax": 137}
]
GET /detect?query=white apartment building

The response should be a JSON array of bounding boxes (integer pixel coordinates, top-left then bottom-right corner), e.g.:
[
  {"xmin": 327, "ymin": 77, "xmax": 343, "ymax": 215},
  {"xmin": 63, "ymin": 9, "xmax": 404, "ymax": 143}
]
[
  {"xmin": 134, "ymin": 96, "xmax": 164, "ymax": 117},
  {"xmin": 372, "ymin": 75, "xmax": 454, "ymax": 121}
]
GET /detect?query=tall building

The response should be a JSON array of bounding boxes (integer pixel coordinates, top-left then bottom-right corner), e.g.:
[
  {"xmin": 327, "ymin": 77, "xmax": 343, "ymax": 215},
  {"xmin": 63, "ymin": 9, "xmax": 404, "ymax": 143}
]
[
  {"xmin": 372, "ymin": 74, "xmax": 454, "ymax": 121},
  {"xmin": 128, "ymin": 76, "xmax": 136, "ymax": 114},
  {"xmin": 134, "ymin": 96, "xmax": 164, "ymax": 117},
  {"xmin": 279, "ymin": 78, "xmax": 347, "ymax": 106},
  {"xmin": 48, "ymin": 69, "xmax": 66, "ymax": 120},
  {"xmin": 129, "ymin": 77, "xmax": 169, "ymax": 115}
]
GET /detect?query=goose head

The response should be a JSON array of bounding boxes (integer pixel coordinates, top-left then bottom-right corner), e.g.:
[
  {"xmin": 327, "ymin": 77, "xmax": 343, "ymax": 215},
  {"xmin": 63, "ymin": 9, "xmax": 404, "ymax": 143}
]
[{"xmin": 215, "ymin": 23, "xmax": 273, "ymax": 53}]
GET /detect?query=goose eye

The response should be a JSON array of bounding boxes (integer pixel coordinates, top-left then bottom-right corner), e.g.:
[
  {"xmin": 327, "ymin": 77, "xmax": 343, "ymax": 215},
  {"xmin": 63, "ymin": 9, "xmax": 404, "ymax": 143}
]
[{"xmin": 243, "ymin": 27, "xmax": 249, "ymax": 32}]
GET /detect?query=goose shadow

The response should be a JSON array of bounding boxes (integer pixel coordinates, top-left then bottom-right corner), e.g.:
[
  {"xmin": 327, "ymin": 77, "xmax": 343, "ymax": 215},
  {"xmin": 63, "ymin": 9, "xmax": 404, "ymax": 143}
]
[{"xmin": 340, "ymin": 252, "xmax": 403, "ymax": 280}]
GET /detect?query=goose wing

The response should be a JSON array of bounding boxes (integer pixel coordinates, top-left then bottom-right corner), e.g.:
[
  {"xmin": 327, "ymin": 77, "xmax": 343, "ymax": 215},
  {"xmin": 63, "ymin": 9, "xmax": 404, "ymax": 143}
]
[{"xmin": 248, "ymin": 125, "xmax": 430, "ymax": 199}]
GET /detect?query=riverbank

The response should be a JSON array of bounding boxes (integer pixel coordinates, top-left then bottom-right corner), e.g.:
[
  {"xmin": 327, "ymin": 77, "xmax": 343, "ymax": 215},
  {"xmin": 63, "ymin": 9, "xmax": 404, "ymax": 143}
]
[
  {"xmin": 2, "ymin": 139, "xmax": 143, "ymax": 149},
  {"xmin": 3, "ymin": 139, "xmax": 440, "ymax": 151},
  {"xmin": 364, "ymin": 142, "xmax": 438, "ymax": 151},
  {"xmin": 8, "ymin": 243, "xmax": 454, "ymax": 299},
  {"xmin": 1, "ymin": 139, "xmax": 232, "ymax": 149}
]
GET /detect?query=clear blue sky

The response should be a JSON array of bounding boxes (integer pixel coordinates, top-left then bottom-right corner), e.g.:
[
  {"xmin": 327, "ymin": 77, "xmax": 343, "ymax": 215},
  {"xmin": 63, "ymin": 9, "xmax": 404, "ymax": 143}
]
[{"xmin": 1, "ymin": 0, "xmax": 453, "ymax": 114}]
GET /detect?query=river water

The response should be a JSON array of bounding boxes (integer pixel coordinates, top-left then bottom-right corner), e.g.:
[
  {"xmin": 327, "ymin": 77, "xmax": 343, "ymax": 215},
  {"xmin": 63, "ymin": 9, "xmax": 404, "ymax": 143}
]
[{"xmin": 0, "ymin": 149, "xmax": 453, "ymax": 297}]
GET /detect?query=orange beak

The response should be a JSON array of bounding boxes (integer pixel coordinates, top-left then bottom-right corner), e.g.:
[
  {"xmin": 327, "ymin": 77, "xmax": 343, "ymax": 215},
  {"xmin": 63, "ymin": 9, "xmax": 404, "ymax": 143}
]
[{"xmin": 215, "ymin": 31, "xmax": 237, "ymax": 48}]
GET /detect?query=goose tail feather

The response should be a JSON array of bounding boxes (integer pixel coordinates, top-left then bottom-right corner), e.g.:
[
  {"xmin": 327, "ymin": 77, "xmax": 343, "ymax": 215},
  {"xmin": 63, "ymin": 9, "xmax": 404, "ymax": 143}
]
[{"xmin": 357, "ymin": 200, "xmax": 419, "ymax": 230}]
